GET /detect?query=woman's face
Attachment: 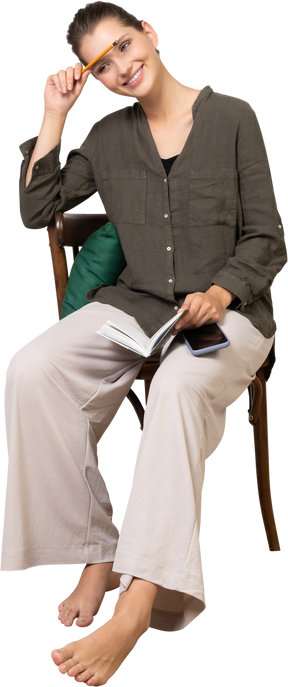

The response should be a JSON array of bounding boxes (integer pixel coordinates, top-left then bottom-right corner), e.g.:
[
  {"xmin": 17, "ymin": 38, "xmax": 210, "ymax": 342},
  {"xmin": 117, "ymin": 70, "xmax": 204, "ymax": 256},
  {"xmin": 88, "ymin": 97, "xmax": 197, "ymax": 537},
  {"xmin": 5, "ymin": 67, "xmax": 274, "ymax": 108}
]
[{"xmin": 80, "ymin": 18, "xmax": 160, "ymax": 99}]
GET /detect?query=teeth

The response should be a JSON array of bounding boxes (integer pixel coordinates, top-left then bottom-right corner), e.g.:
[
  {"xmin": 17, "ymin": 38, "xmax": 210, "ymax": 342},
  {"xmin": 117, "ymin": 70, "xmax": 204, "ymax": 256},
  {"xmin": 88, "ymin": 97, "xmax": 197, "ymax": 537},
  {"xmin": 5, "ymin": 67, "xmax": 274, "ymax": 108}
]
[{"xmin": 126, "ymin": 66, "xmax": 142, "ymax": 84}]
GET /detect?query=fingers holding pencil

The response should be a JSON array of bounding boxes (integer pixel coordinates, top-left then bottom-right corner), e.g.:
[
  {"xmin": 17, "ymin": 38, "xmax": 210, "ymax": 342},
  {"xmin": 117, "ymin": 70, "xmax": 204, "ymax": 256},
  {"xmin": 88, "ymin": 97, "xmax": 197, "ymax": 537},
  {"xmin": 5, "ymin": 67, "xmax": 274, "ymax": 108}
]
[
  {"xmin": 40, "ymin": 39, "xmax": 119, "ymax": 119},
  {"xmin": 53, "ymin": 63, "xmax": 90, "ymax": 93},
  {"xmin": 44, "ymin": 63, "xmax": 92, "ymax": 116}
]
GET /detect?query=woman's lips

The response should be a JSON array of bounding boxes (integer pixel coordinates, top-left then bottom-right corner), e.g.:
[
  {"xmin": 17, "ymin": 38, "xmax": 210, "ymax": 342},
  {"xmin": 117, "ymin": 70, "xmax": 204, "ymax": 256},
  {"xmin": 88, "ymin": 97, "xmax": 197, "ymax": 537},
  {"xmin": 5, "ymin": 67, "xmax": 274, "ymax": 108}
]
[{"xmin": 123, "ymin": 65, "xmax": 144, "ymax": 87}]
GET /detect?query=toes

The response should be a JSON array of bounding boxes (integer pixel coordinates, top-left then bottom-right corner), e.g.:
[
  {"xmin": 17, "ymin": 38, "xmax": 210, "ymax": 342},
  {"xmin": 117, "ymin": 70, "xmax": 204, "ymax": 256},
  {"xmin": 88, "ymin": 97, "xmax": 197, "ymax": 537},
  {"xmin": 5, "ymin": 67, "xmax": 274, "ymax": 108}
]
[
  {"xmin": 59, "ymin": 609, "xmax": 77, "ymax": 626},
  {"xmin": 59, "ymin": 611, "xmax": 94, "ymax": 628},
  {"xmin": 67, "ymin": 663, "xmax": 87, "ymax": 678},
  {"xmin": 73, "ymin": 615, "xmax": 97, "ymax": 630},
  {"xmin": 59, "ymin": 657, "xmax": 79, "ymax": 674},
  {"xmin": 74, "ymin": 669, "xmax": 93, "ymax": 682},
  {"xmin": 58, "ymin": 603, "xmax": 68, "ymax": 621},
  {"xmin": 51, "ymin": 649, "xmax": 66, "ymax": 667},
  {"xmin": 55, "ymin": 596, "xmax": 64, "ymax": 611},
  {"xmin": 55, "ymin": 598, "xmax": 65, "ymax": 615},
  {"xmin": 55, "ymin": 616, "xmax": 97, "ymax": 630},
  {"xmin": 59, "ymin": 617, "xmax": 74, "ymax": 627}
]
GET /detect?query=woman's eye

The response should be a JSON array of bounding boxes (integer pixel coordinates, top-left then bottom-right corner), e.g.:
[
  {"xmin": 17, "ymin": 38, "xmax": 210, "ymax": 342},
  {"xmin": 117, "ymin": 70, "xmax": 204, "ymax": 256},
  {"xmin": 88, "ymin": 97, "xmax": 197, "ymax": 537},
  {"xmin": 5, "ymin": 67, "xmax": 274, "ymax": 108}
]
[
  {"xmin": 98, "ymin": 63, "xmax": 108, "ymax": 74},
  {"xmin": 120, "ymin": 41, "xmax": 130, "ymax": 52},
  {"xmin": 99, "ymin": 41, "xmax": 130, "ymax": 74}
]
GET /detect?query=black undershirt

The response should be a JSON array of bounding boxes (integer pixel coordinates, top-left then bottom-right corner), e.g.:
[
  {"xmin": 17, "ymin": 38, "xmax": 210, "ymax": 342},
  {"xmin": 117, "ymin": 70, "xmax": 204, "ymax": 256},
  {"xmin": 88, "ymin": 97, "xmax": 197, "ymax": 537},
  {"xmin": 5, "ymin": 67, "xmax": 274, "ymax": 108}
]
[{"xmin": 161, "ymin": 155, "xmax": 178, "ymax": 176}]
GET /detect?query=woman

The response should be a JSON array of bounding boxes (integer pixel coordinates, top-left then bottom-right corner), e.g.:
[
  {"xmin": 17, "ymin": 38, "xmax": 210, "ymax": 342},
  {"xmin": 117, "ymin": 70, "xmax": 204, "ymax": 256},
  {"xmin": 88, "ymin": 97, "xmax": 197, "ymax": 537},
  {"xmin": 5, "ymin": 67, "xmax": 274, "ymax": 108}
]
[{"xmin": 2, "ymin": 1, "xmax": 286, "ymax": 685}]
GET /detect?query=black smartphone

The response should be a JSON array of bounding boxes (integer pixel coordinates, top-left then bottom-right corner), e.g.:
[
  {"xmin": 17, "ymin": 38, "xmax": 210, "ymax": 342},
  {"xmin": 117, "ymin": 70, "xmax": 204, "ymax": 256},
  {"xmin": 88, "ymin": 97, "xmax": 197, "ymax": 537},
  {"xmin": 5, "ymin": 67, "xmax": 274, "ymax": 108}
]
[{"xmin": 181, "ymin": 323, "xmax": 230, "ymax": 356}]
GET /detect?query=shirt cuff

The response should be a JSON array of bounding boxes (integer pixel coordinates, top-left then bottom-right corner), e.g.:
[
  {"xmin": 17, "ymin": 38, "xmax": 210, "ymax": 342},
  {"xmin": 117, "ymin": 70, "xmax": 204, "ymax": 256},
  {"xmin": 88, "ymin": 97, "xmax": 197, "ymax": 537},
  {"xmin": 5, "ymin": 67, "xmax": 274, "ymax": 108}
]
[
  {"xmin": 16, "ymin": 135, "xmax": 63, "ymax": 192},
  {"xmin": 211, "ymin": 272, "xmax": 252, "ymax": 311}
]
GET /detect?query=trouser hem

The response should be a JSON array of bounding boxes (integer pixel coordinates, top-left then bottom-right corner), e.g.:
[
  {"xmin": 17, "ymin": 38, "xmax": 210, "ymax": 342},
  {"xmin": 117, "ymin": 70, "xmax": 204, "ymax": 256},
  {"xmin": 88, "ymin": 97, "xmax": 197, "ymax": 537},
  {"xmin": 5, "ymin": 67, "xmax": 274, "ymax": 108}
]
[{"xmin": 1, "ymin": 544, "xmax": 118, "ymax": 571}]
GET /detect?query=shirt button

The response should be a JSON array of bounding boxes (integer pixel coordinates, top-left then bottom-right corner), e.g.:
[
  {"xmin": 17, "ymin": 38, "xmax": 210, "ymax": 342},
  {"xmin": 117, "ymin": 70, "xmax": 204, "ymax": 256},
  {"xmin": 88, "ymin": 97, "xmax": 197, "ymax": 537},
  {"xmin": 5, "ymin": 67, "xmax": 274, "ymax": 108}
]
[
  {"xmin": 35, "ymin": 165, "xmax": 39, "ymax": 169},
  {"xmin": 164, "ymin": 213, "xmax": 169, "ymax": 219},
  {"xmin": 168, "ymin": 278, "xmax": 173, "ymax": 283},
  {"xmin": 278, "ymin": 224, "xmax": 282, "ymax": 229},
  {"xmin": 167, "ymin": 246, "xmax": 171, "ymax": 251},
  {"xmin": 25, "ymin": 150, "xmax": 29, "ymax": 154},
  {"xmin": 164, "ymin": 178, "xmax": 167, "ymax": 183},
  {"xmin": 174, "ymin": 306, "xmax": 178, "ymax": 310}
]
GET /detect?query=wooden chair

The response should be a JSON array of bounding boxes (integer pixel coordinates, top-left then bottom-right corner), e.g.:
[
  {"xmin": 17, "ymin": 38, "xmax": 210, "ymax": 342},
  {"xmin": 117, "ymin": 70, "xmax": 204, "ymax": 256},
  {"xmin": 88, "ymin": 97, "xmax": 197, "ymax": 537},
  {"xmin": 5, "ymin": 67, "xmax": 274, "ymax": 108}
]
[{"xmin": 47, "ymin": 211, "xmax": 280, "ymax": 552}]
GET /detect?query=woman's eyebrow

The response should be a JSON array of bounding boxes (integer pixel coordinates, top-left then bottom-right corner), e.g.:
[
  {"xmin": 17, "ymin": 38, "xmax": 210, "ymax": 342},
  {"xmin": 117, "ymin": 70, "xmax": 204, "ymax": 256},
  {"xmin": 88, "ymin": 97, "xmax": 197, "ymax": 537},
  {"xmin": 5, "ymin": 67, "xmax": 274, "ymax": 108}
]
[{"xmin": 96, "ymin": 34, "xmax": 129, "ymax": 66}]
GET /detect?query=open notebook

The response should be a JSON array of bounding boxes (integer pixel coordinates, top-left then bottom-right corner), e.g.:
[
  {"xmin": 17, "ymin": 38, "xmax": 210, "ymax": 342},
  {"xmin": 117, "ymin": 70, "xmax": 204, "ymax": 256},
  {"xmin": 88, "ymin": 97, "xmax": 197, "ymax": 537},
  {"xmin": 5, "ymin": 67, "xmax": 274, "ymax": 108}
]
[{"xmin": 96, "ymin": 310, "xmax": 188, "ymax": 357}]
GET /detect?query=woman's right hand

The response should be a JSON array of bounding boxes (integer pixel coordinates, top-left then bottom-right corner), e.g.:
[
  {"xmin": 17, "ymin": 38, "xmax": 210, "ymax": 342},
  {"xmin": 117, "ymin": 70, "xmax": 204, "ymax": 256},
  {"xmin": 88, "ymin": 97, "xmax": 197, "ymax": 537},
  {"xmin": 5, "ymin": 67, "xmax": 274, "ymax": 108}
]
[{"xmin": 44, "ymin": 63, "xmax": 92, "ymax": 117}]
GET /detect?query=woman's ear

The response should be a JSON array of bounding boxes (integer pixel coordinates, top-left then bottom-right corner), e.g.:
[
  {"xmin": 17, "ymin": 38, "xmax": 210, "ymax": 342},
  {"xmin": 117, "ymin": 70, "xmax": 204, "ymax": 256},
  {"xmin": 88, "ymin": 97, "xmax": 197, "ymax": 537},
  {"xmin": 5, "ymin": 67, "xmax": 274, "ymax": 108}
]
[
  {"xmin": 141, "ymin": 20, "xmax": 159, "ymax": 51},
  {"xmin": 142, "ymin": 17, "xmax": 162, "ymax": 47}
]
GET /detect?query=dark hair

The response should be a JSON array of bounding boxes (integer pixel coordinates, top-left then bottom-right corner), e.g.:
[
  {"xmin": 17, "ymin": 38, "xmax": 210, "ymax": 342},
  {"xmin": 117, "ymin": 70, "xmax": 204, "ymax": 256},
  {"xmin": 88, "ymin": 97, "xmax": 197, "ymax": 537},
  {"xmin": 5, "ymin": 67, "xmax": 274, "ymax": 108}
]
[{"xmin": 67, "ymin": 2, "xmax": 159, "ymax": 65}]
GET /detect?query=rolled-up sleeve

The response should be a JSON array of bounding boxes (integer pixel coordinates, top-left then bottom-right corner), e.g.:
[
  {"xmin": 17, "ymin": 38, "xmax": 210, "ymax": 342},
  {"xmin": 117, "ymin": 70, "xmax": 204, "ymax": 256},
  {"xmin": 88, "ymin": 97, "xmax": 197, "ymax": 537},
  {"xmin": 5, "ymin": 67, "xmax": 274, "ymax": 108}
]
[
  {"xmin": 19, "ymin": 131, "xmax": 97, "ymax": 229},
  {"xmin": 211, "ymin": 108, "xmax": 287, "ymax": 308}
]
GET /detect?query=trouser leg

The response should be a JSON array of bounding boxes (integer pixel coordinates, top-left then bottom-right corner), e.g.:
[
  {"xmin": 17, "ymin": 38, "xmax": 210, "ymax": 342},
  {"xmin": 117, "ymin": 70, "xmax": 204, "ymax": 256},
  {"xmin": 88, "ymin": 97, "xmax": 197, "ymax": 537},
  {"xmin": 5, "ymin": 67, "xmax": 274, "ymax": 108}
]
[
  {"xmin": 113, "ymin": 311, "xmax": 274, "ymax": 631},
  {"xmin": 1, "ymin": 303, "xmax": 145, "ymax": 571}
]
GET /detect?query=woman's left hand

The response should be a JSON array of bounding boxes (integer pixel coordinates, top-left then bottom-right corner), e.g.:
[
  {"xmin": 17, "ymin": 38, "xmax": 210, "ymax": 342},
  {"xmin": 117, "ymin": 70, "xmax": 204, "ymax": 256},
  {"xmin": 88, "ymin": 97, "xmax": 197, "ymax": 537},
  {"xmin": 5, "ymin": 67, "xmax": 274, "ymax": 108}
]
[{"xmin": 173, "ymin": 285, "xmax": 236, "ymax": 332}]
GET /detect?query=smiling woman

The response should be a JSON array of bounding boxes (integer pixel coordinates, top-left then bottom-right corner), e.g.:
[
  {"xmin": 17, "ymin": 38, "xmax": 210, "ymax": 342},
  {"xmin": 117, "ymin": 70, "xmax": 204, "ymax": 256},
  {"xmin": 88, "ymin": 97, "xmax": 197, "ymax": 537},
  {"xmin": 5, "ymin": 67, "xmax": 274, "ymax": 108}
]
[{"xmin": 1, "ymin": 1, "xmax": 287, "ymax": 686}]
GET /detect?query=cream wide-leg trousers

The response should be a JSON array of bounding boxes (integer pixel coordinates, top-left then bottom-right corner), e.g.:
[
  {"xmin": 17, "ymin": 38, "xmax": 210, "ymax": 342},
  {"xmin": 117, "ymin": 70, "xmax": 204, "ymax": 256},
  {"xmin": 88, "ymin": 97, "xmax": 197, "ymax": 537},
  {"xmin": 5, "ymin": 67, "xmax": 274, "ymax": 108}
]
[{"xmin": 1, "ymin": 302, "xmax": 274, "ymax": 631}]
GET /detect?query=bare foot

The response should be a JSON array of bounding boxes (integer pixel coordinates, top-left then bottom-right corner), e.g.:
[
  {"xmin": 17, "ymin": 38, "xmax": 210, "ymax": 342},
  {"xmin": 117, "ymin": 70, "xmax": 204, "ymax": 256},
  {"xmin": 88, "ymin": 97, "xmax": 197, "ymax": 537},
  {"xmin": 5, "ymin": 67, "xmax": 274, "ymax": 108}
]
[
  {"xmin": 58, "ymin": 563, "xmax": 121, "ymax": 628},
  {"xmin": 52, "ymin": 577, "xmax": 158, "ymax": 685}
]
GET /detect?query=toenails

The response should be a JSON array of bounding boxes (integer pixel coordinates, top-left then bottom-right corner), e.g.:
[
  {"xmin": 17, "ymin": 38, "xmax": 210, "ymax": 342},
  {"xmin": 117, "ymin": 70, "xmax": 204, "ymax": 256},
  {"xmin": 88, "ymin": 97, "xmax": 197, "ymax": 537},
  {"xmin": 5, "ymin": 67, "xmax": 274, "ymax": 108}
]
[
  {"xmin": 67, "ymin": 664, "xmax": 89, "ymax": 679},
  {"xmin": 59, "ymin": 664, "xmax": 68, "ymax": 673},
  {"xmin": 76, "ymin": 670, "xmax": 92, "ymax": 682}
]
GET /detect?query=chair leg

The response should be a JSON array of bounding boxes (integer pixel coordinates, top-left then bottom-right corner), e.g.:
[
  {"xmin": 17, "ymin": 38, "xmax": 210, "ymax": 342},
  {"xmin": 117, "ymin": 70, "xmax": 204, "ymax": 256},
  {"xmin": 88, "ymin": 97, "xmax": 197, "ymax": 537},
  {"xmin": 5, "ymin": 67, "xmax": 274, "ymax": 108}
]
[
  {"xmin": 126, "ymin": 378, "xmax": 154, "ymax": 428},
  {"xmin": 127, "ymin": 389, "xmax": 145, "ymax": 430},
  {"xmin": 250, "ymin": 368, "xmax": 280, "ymax": 551}
]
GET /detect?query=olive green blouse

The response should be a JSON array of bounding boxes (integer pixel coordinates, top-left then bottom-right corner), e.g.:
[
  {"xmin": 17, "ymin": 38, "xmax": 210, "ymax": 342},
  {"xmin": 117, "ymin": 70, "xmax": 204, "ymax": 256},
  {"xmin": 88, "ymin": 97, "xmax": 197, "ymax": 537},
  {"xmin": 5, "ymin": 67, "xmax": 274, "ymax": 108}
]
[{"xmin": 19, "ymin": 85, "xmax": 286, "ymax": 349}]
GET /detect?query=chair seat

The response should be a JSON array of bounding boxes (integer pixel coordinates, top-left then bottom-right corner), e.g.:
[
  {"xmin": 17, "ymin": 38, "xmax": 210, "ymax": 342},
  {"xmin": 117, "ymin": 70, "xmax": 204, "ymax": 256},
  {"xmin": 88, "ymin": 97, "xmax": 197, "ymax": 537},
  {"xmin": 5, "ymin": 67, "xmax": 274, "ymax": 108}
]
[
  {"xmin": 143, "ymin": 351, "xmax": 161, "ymax": 365},
  {"xmin": 136, "ymin": 354, "xmax": 270, "ymax": 383},
  {"xmin": 136, "ymin": 352, "xmax": 161, "ymax": 382}
]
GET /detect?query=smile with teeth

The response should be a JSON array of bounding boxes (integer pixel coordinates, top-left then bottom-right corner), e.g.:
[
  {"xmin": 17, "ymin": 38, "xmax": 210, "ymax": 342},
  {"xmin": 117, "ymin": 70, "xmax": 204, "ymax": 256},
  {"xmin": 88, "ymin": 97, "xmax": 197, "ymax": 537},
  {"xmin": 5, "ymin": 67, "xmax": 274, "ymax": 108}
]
[{"xmin": 124, "ymin": 65, "xmax": 144, "ymax": 85}]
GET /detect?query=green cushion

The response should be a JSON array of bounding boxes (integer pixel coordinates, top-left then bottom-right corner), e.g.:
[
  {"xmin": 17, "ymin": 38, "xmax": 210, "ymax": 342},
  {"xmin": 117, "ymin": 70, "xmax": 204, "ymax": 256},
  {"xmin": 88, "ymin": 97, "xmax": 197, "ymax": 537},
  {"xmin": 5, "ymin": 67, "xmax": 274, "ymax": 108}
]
[{"xmin": 60, "ymin": 222, "xmax": 126, "ymax": 319}]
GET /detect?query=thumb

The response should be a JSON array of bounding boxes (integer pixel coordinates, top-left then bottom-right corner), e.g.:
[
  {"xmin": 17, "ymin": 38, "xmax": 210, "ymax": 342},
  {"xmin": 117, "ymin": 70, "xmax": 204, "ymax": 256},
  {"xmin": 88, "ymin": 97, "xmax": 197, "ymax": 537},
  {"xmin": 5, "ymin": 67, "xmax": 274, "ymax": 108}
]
[
  {"xmin": 81, "ymin": 69, "xmax": 92, "ymax": 84},
  {"xmin": 72, "ymin": 69, "xmax": 91, "ymax": 99}
]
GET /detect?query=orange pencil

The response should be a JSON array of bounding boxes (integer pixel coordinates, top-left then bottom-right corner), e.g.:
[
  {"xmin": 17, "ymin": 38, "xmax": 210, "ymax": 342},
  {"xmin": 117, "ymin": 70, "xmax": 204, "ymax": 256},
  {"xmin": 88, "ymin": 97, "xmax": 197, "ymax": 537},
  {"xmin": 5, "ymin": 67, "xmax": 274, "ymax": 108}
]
[{"xmin": 81, "ymin": 40, "xmax": 118, "ymax": 73}]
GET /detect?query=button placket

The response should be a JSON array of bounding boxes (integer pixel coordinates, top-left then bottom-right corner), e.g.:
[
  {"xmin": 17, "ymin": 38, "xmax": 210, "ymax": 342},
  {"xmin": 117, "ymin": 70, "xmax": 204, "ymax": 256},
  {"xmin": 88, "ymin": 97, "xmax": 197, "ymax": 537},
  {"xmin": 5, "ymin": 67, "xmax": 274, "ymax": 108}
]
[{"xmin": 163, "ymin": 175, "xmax": 176, "ymax": 301}]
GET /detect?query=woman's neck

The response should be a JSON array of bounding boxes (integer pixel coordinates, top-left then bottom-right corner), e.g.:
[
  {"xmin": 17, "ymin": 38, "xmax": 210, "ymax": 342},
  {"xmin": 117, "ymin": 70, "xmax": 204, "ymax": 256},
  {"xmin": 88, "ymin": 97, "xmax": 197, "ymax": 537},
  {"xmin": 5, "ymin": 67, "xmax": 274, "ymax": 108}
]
[{"xmin": 137, "ymin": 63, "xmax": 195, "ymax": 125}]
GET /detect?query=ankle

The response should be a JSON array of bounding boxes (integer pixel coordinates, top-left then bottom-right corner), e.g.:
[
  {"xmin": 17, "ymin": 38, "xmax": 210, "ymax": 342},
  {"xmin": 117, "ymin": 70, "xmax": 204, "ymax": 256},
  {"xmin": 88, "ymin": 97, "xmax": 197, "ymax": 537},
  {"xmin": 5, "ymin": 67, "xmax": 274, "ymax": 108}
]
[
  {"xmin": 106, "ymin": 568, "xmax": 121, "ymax": 591},
  {"xmin": 114, "ymin": 578, "xmax": 158, "ymax": 632},
  {"xmin": 124, "ymin": 577, "xmax": 159, "ymax": 612},
  {"xmin": 130, "ymin": 577, "xmax": 159, "ymax": 602}
]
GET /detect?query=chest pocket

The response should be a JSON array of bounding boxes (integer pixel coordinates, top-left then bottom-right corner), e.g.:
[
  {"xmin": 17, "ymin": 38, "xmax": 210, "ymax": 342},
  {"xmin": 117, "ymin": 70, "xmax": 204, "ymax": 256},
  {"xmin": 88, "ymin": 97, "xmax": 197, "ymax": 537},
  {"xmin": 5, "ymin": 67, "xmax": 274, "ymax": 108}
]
[
  {"xmin": 189, "ymin": 168, "xmax": 238, "ymax": 228},
  {"xmin": 101, "ymin": 169, "xmax": 147, "ymax": 225}
]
